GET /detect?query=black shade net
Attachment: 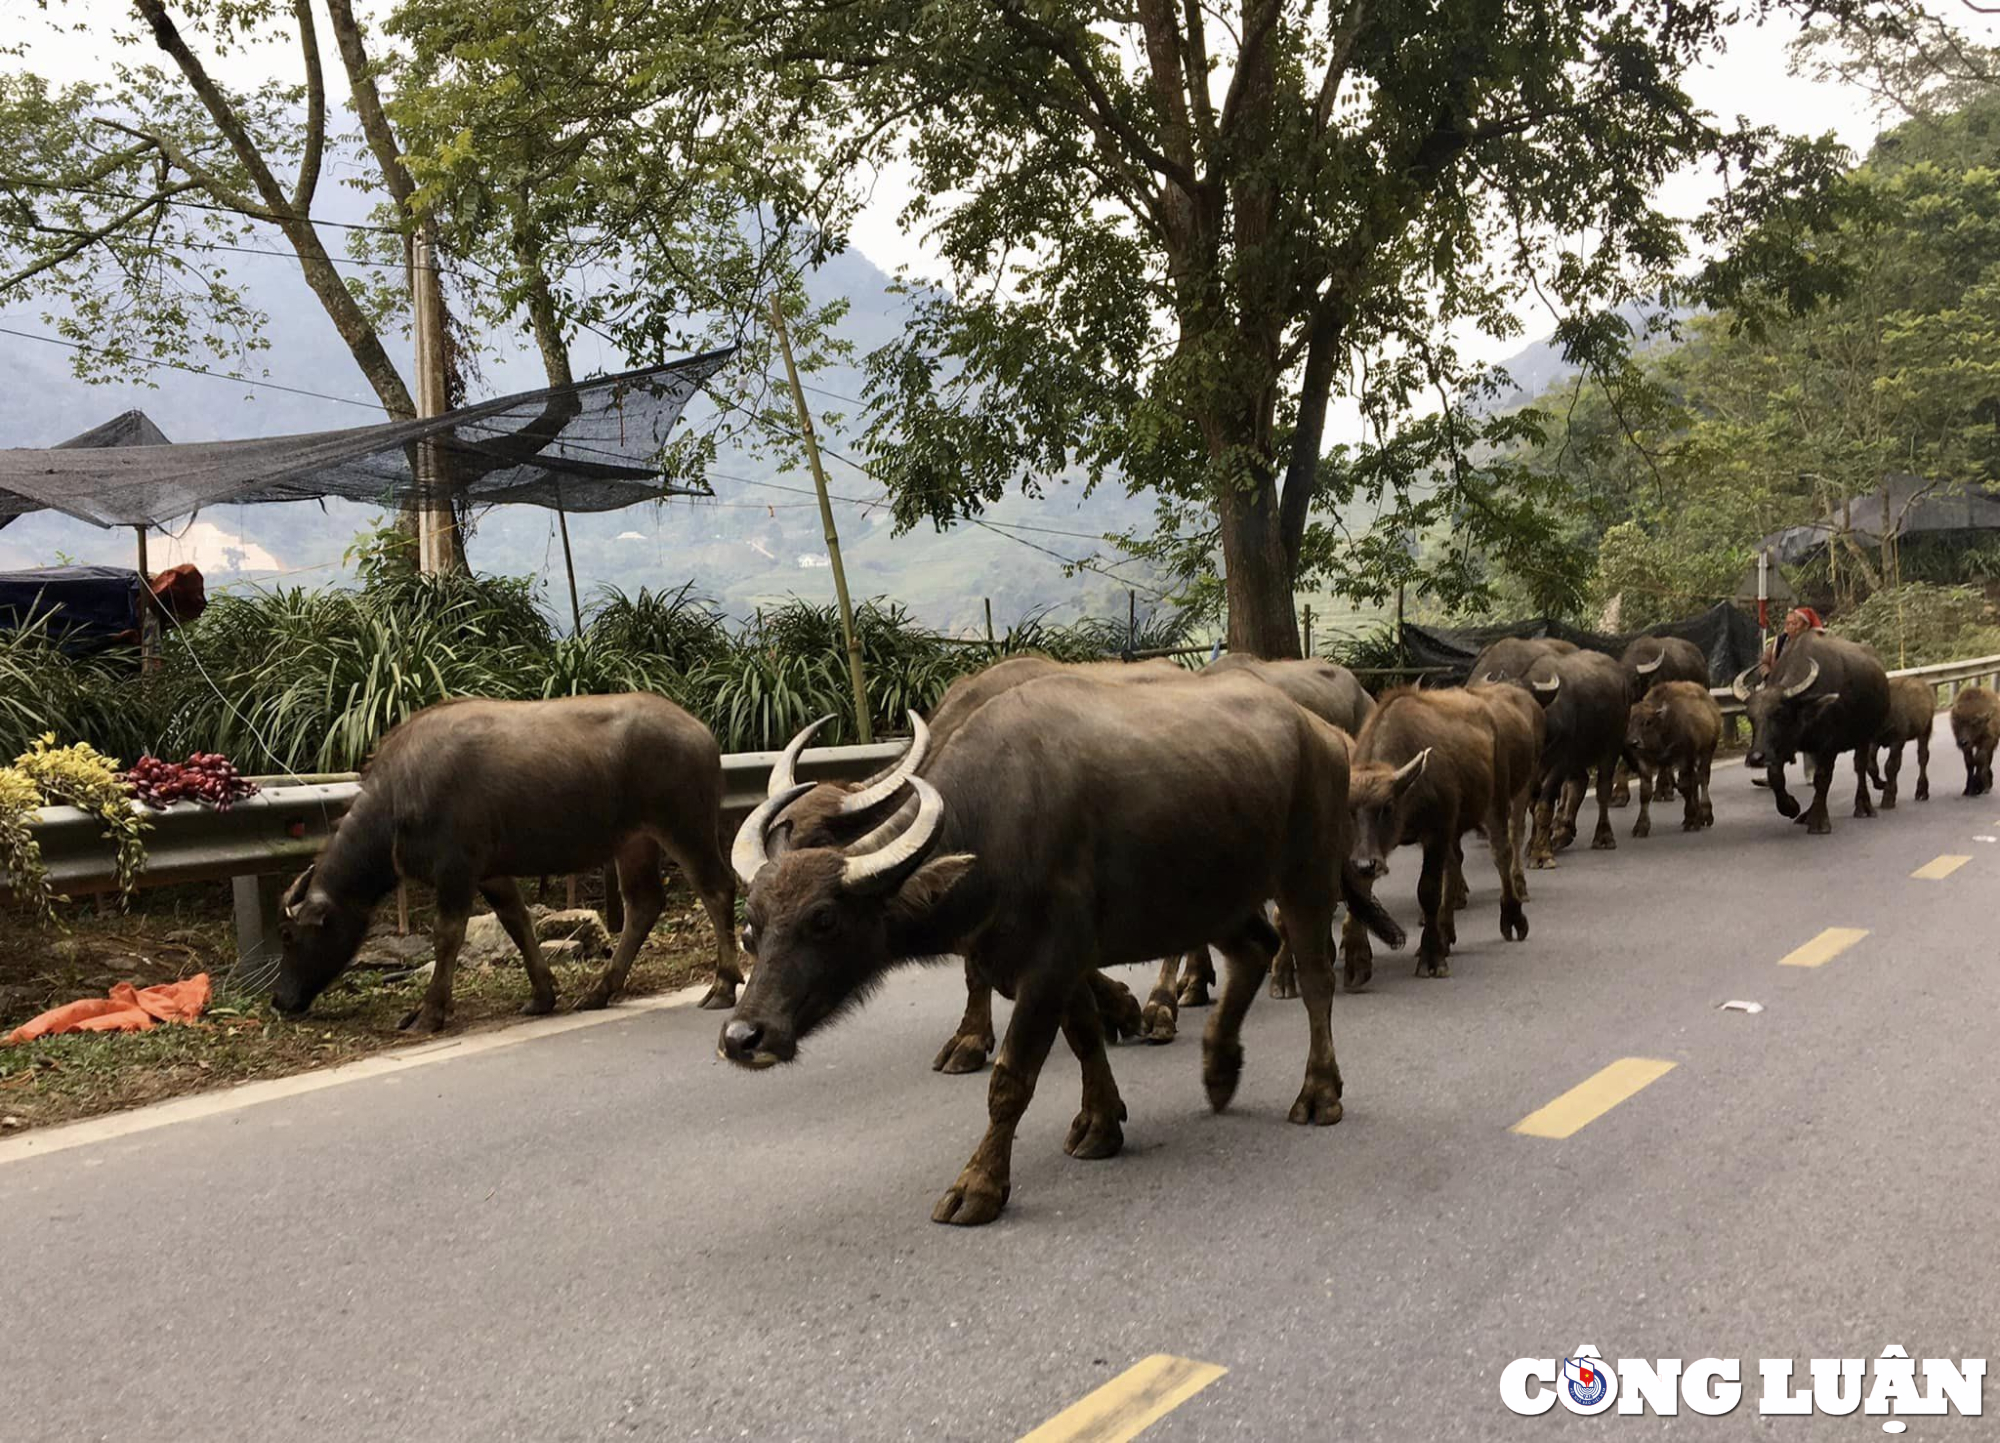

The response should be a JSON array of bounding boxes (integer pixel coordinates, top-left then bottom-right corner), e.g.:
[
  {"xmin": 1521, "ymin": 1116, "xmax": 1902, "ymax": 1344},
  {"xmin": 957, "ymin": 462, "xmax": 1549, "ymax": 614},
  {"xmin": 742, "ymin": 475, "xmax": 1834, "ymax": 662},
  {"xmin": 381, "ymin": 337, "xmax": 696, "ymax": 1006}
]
[
  {"xmin": 0, "ymin": 349, "xmax": 731, "ymax": 529},
  {"xmin": 1401, "ymin": 601, "xmax": 1765, "ymax": 685}
]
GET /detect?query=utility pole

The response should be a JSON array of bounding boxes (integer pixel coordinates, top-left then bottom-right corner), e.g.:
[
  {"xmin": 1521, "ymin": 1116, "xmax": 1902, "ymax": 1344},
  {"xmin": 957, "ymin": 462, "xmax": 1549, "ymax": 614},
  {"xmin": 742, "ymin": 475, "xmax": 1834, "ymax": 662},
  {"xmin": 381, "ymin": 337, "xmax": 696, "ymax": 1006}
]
[
  {"xmin": 411, "ymin": 223, "xmax": 452, "ymax": 574},
  {"xmin": 769, "ymin": 294, "xmax": 872, "ymax": 742}
]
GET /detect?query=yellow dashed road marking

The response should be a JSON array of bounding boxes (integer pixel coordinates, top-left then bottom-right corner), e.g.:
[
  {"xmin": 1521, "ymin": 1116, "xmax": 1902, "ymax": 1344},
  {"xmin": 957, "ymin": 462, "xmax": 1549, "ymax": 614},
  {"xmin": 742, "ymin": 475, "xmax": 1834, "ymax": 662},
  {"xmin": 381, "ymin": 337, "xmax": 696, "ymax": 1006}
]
[
  {"xmin": 1020, "ymin": 1355, "xmax": 1228, "ymax": 1443},
  {"xmin": 1511, "ymin": 1058, "xmax": 1677, "ymax": 1140},
  {"xmin": 1912, "ymin": 854, "xmax": 1971, "ymax": 881},
  {"xmin": 1778, "ymin": 927, "xmax": 1870, "ymax": 969}
]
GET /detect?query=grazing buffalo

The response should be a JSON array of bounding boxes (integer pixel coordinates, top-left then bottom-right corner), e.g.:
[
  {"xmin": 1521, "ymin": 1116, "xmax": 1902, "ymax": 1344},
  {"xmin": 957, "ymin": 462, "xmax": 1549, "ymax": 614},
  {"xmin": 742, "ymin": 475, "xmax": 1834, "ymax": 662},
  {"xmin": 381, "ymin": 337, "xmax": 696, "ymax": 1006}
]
[
  {"xmin": 1870, "ymin": 677, "xmax": 1937, "ymax": 808},
  {"xmin": 1951, "ymin": 686, "xmax": 1999, "ymax": 796},
  {"xmin": 722, "ymin": 673, "xmax": 1404, "ymax": 1227},
  {"xmin": 1340, "ymin": 684, "xmax": 1539, "ymax": 982},
  {"xmin": 1732, "ymin": 633, "xmax": 1891, "ymax": 834},
  {"xmin": 1468, "ymin": 635, "xmax": 1577, "ymax": 684},
  {"xmin": 1623, "ymin": 681, "xmax": 1721, "ymax": 836},
  {"xmin": 269, "ymin": 694, "xmax": 737, "ymax": 1030},
  {"xmin": 1612, "ymin": 636, "xmax": 1710, "ymax": 804},
  {"xmin": 1521, "ymin": 649, "xmax": 1631, "ymax": 863}
]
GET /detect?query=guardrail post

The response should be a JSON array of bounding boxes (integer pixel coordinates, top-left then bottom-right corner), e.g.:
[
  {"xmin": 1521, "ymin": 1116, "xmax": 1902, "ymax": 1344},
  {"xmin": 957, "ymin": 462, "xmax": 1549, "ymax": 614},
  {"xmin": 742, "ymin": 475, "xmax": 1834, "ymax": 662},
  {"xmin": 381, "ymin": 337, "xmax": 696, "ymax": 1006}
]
[{"xmin": 233, "ymin": 873, "xmax": 287, "ymax": 980}]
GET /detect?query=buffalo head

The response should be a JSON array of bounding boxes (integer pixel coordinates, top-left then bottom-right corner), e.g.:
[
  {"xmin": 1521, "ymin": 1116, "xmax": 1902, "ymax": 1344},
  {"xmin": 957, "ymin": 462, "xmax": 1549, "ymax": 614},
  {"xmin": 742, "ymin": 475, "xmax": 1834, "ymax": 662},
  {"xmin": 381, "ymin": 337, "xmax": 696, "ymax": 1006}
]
[
  {"xmin": 269, "ymin": 863, "xmax": 372, "ymax": 1016},
  {"xmin": 1626, "ymin": 695, "xmax": 1670, "ymax": 757},
  {"xmin": 1345, "ymin": 749, "xmax": 1432, "ymax": 879},
  {"xmin": 1736, "ymin": 660, "xmax": 1839, "ymax": 770},
  {"xmin": 720, "ymin": 717, "xmax": 973, "ymax": 1068}
]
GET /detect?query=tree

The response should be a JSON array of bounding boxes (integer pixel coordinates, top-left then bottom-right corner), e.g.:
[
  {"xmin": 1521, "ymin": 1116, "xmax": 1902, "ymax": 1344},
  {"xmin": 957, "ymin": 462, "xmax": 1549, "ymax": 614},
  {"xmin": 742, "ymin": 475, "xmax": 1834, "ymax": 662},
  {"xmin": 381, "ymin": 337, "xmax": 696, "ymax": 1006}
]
[
  {"xmin": 1509, "ymin": 89, "xmax": 2000, "ymax": 621},
  {"xmin": 768, "ymin": 0, "xmax": 1880, "ymax": 656},
  {"xmin": 384, "ymin": 0, "xmax": 857, "ymax": 494}
]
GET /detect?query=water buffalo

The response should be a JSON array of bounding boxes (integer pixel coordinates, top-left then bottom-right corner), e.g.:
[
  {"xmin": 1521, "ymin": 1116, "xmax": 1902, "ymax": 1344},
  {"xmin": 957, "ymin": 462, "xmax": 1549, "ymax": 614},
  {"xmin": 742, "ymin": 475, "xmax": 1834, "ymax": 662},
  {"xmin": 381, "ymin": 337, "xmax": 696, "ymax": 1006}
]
[
  {"xmin": 268, "ymin": 694, "xmax": 737, "ymax": 1030},
  {"xmin": 1870, "ymin": 677, "xmax": 1936, "ymax": 808},
  {"xmin": 764, "ymin": 656, "xmax": 1180, "ymax": 1072},
  {"xmin": 1623, "ymin": 681, "xmax": 1720, "ymax": 836},
  {"xmin": 1731, "ymin": 633, "xmax": 1891, "ymax": 834},
  {"xmin": 1612, "ymin": 637, "xmax": 1709, "ymax": 804},
  {"xmin": 1468, "ymin": 635, "xmax": 1577, "ymax": 684},
  {"xmin": 1521, "ymin": 649, "xmax": 1630, "ymax": 863},
  {"xmin": 722, "ymin": 672, "xmax": 1404, "ymax": 1227},
  {"xmin": 1155, "ymin": 655, "xmax": 1376, "ymax": 1023},
  {"xmin": 1951, "ymin": 686, "xmax": 1999, "ymax": 796},
  {"xmin": 1340, "ymin": 683, "xmax": 1540, "ymax": 982}
]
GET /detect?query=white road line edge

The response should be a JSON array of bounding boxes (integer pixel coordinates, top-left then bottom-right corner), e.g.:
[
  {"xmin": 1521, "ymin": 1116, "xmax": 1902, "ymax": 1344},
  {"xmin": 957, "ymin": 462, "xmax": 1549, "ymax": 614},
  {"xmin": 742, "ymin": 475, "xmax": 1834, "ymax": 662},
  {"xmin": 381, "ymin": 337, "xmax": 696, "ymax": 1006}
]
[{"xmin": 0, "ymin": 983, "xmax": 713, "ymax": 1169}]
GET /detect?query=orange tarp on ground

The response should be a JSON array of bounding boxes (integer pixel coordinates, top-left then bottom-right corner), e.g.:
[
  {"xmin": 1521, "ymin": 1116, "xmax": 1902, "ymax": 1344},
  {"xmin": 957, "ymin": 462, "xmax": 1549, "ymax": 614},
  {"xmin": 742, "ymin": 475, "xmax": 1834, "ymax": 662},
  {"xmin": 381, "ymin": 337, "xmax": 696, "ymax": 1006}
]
[{"xmin": 4, "ymin": 974, "xmax": 211, "ymax": 1045}]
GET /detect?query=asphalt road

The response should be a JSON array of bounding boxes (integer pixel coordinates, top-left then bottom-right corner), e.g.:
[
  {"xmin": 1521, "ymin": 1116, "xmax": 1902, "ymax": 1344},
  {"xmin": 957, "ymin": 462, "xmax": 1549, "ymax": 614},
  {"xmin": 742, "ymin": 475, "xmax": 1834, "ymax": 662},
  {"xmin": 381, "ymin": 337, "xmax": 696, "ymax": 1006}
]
[{"xmin": 4, "ymin": 715, "xmax": 1995, "ymax": 1442}]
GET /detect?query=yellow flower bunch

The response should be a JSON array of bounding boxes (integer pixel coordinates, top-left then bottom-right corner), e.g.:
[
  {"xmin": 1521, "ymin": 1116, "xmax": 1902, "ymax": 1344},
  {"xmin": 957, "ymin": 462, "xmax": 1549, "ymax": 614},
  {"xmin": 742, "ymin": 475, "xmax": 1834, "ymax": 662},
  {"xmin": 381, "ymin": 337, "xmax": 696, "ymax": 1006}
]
[{"xmin": 1, "ymin": 734, "xmax": 149, "ymax": 920}]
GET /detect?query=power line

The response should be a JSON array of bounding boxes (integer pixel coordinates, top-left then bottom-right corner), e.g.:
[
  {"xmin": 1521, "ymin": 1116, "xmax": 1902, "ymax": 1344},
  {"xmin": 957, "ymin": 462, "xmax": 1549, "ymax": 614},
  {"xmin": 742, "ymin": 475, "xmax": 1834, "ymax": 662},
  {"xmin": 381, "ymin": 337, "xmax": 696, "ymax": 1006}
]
[{"xmin": 0, "ymin": 324, "xmax": 389, "ymax": 410}]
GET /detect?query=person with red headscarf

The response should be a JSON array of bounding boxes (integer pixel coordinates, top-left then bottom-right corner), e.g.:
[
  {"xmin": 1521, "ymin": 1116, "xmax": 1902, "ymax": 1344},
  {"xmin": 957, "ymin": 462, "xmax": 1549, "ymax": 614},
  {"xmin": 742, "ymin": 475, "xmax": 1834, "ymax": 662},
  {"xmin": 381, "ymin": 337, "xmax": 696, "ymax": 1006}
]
[{"xmin": 1760, "ymin": 606, "xmax": 1825, "ymax": 678}]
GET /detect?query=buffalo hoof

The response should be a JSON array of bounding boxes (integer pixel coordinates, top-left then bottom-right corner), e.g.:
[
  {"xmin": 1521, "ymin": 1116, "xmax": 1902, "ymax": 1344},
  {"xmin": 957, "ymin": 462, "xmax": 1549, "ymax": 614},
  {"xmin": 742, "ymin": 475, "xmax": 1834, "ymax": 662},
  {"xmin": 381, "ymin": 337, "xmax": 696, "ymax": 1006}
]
[
  {"xmin": 1139, "ymin": 999, "xmax": 1178, "ymax": 1045},
  {"xmin": 1609, "ymin": 786, "xmax": 1630, "ymax": 808},
  {"xmin": 1287, "ymin": 1076, "xmax": 1344, "ymax": 1126},
  {"xmin": 1655, "ymin": 781, "xmax": 1678, "ymax": 803},
  {"xmin": 1341, "ymin": 949, "xmax": 1373, "ymax": 992},
  {"xmin": 932, "ymin": 1031, "xmax": 992, "ymax": 1074},
  {"xmin": 1879, "ymin": 791, "xmax": 1897, "ymax": 811},
  {"xmin": 1530, "ymin": 851, "xmax": 1557, "ymax": 870},
  {"xmin": 575, "ymin": 982, "xmax": 616, "ymax": 1012},
  {"xmin": 1500, "ymin": 902, "xmax": 1528, "ymax": 941},
  {"xmin": 1553, "ymin": 826, "xmax": 1577, "ymax": 851},
  {"xmin": 398, "ymin": 1003, "xmax": 449, "ymax": 1033},
  {"xmin": 1203, "ymin": 1039, "xmax": 1245, "ymax": 1113},
  {"xmin": 1632, "ymin": 815, "xmax": 1651, "ymax": 839},
  {"xmin": 1805, "ymin": 812, "xmax": 1833, "ymax": 836},
  {"xmin": 1773, "ymin": 792, "xmax": 1802, "ymax": 820},
  {"xmin": 695, "ymin": 977, "xmax": 738, "ymax": 1010},
  {"xmin": 931, "ymin": 1171, "xmax": 1009, "ymax": 1227},
  {"xmin": 1416, "ymin": 953, "xmax": 1450, "ymax": 979},
  {"xmin": 1267, "ymin": 970, "xmax": 1299, "ymax": 1002},
  {"xmin": 520, "ymin": 993, "xmax": 557, "ymax": 1017},
  {"xmin": 1700, "ymin": 805, "xmax": 1715, "ymax": 827},
  {"xmin": 1591, "ymin": 827, "xmax": 1617, "ymax": 851},
  {"xmin": 1097, "ymin": 980, "xmax": 1144, "ymax": 1043},
  {"xmin": 1447, "ymin": 883, "xmax": 1470, "ymax": 911},
  {"xmin": 1175, "ymin": 972, "xmax": 1213, "ymax": 1008},
  {"xmin": 1681, "ymin": 817, "xmax": 1703, "ymax": 833},
  {"xmin": 1064, "ymin": 1102, "xmax": 1126, "ymax": 1159},
  {"xmin": 1916, "ymin": 782, "xmax": 1930, "ymax": 802}
]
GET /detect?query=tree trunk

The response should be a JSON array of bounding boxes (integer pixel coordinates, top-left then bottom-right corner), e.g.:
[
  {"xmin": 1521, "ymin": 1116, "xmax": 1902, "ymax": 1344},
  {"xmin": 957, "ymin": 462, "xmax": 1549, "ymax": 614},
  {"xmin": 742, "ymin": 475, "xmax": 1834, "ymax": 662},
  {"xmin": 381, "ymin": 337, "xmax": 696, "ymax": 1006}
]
[{"xmin": 1219, "ymin": 477, "xmax": 1300, "ymax": 658}]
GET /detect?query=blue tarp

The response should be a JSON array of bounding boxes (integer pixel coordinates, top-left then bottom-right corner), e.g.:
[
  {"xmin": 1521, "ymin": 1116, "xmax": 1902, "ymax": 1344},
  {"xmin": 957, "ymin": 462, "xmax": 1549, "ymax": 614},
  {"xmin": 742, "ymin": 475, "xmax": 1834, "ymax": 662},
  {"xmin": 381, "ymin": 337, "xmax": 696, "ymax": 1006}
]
[{"xmin": 0, "ymin": 566, "xmax": 143, "ymax": 655}]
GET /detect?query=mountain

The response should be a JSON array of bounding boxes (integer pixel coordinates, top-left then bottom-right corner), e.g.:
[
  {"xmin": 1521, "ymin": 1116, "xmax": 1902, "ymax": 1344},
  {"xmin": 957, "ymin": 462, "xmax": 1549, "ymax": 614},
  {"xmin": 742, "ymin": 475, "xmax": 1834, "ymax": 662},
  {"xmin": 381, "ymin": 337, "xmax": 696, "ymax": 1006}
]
[{"xmin": 0, "ymin": 242, "xmax": 1166, "ymax": 634}]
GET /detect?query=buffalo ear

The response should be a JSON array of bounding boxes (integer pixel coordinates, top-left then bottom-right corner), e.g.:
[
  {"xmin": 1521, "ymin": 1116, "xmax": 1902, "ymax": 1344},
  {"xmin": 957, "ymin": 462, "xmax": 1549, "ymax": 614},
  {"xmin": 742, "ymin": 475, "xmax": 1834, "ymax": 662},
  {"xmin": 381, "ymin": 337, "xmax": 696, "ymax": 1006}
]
[
  {"xmin": 885, "ymin": 852, "xmax": 976, "ymax": 930},
  {"xmin": 1348, "ymin": 764, "xmax": 1398, "ymax": 811}
]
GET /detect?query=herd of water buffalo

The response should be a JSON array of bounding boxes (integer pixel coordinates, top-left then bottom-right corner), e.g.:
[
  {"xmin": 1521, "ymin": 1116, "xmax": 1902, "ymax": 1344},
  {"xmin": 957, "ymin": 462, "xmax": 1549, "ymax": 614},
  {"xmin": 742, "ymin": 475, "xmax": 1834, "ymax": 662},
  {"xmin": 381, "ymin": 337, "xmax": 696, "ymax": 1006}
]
[{"xmin": 265, "ymin": 630, "xmax": 2000, "ymax": 1226}]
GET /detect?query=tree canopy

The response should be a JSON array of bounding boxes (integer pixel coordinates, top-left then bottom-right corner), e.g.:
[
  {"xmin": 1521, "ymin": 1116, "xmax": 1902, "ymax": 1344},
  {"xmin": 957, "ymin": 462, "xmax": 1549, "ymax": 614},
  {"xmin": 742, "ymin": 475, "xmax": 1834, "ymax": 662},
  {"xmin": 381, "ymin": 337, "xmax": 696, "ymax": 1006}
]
[{"xmin": 762, "ymin": 0, "xmax": 1881, "ymax": 655}]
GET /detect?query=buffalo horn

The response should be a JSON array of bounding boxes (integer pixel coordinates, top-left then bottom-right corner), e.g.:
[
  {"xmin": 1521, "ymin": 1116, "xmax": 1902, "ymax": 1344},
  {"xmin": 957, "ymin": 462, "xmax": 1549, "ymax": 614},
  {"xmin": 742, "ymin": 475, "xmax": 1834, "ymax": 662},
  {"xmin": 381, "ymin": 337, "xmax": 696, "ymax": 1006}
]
[
  {"xmin": 1530, "ymin": 673, "xmax": 1562, "ymax": 696},
  {"xmin": 768, "ymin": 714, "xmax": 834, "ymax": 796},
  {"xmin": 1395, "ymin": 748, "xmax": 1432, "ymax": 786},
  {"xmin": 1481, "ymin": 671, "xmax": 1502, "ymax": 684},
  {"xmin": 1731, "ymin": 667, "xmax": 1757, "ymax": 702},
  {"xmin": 281, "ymin": 864, "xmax": 315, "ymax": 918},
  {"xmin": 841, "ymin": 792, "xmax": 920, "ymax": 857},
  {"xmin": 836, "ymin": 711, "xmax": 929, "ymax": 815},
  {"xmin": 1634, "ymin": 652, "xmax": 1664, "ymax": 675},
  {"xmin": 1781, "ymin": 658, "xmax": 1821, "ymax": 700},
  {"xmin": 840, "ymin": 775, "xmax": 945, "ymax": 895},
  {"xmin": 731, "ymin": 782, "xmax": 815, "ymax": 886}
]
